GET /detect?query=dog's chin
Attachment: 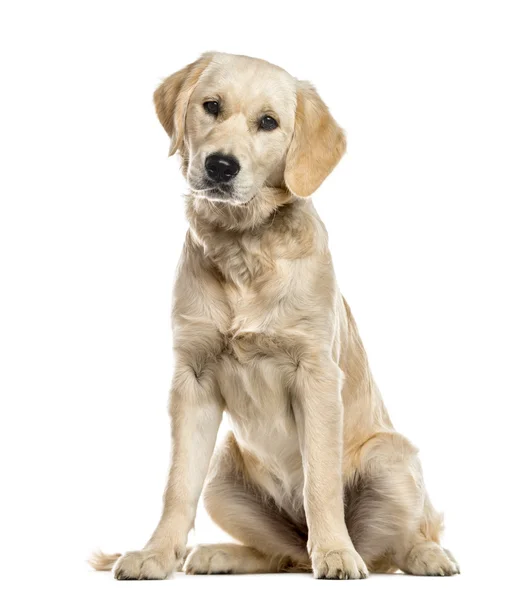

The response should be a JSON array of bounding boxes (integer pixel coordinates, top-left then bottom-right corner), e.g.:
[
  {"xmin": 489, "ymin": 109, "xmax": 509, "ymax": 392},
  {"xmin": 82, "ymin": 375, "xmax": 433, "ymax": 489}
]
[{"xmin": 210, "ymin": 196, "xmax": 254, "ymax": 207}]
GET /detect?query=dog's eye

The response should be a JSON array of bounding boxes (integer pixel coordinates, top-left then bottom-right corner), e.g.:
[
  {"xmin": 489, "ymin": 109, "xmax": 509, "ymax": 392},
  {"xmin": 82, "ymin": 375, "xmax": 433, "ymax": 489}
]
[
  {"xmin": 259, "ymin": 115, "xmax": 278, "ymax": 131},
  {"xmin": 203, "ymin": 101, "xmax": 220, "ymax": 116}
]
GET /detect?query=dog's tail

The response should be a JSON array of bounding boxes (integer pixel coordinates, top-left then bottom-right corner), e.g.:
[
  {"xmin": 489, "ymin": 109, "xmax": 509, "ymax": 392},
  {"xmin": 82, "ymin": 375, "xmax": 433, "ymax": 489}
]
[{"xmin": 88, "ymin": 550, "xmax": 122, "ymax": 571}]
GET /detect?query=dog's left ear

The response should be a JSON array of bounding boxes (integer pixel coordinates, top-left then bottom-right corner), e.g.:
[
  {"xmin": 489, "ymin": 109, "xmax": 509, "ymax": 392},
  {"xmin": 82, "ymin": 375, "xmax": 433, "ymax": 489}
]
[
  {"xmin": 284, "ymin": 81, "xmax": 346, "ymax": 198},
  {"xmin": 154, "ymin": 53, "xmax": 213, "ymax": 156}
]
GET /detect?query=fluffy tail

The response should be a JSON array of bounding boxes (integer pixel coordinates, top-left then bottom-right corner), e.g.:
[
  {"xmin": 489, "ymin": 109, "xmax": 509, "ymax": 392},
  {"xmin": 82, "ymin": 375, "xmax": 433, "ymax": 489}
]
[{"xmin": 88, "ymin": 550, "xmax": 122, "ymax": 571}]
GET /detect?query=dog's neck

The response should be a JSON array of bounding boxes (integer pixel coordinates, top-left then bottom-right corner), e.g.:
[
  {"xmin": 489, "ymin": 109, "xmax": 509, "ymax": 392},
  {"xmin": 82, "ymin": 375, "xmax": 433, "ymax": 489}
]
[
  {"xmin": 185, "ymin": 189, "xmax": 292, "ymax": 284},
  {"xmin": 185, "ymin": 190, "xmax": 324, "ymax": 286}
]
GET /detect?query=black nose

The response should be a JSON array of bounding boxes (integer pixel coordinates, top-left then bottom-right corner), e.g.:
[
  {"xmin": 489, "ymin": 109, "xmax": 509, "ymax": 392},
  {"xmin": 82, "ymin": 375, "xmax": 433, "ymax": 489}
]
[{"xmin": 205, "ymin": 153, "xmax": 240, "ymax": 183}]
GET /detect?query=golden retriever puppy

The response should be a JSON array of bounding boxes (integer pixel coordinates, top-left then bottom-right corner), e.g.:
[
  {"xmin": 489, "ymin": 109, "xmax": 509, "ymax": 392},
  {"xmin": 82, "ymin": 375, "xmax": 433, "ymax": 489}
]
[{"xmin": 91, "ymin": 52, "xmax": 459, "ymax": 580}]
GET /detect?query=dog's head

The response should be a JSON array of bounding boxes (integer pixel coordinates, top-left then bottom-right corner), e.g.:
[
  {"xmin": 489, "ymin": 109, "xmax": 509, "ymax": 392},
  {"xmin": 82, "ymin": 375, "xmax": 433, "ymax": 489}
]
[{"xmin": 154, "ymin": 52, "xmax": 345, "ymax": 206}]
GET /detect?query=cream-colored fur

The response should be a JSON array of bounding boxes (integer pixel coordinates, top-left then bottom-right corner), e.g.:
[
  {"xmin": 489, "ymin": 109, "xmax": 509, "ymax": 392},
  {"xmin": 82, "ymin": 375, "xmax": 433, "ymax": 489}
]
[{"xmin": 90, "ymin": 52, "xmax": 459, "ymax": 580}]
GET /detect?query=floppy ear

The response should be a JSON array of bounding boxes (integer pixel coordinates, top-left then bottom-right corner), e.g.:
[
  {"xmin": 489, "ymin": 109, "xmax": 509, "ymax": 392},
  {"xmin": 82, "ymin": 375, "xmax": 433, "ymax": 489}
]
[
  {"xmin": 284, "ymin": 81, "xmax": 346, "ymax": 198},
  {"xmin": 153, "ymin": 53, "xmax": 213, "ymax": 156}
]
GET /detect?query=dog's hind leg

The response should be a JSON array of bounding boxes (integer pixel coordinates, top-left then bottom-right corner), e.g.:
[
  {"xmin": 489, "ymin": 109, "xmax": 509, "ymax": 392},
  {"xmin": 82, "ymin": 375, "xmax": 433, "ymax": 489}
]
[
  {"xmin": 346, "ymin": 431, "xmax": 459, "ymax": 576},
  {"xmin": 187, "ymin": 434, "xmax": 310, "ymax": 575}
]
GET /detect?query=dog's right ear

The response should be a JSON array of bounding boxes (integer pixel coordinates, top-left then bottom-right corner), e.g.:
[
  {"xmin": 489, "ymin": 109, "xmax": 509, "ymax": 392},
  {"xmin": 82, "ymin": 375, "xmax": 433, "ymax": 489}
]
[{"xmin": 154, "ymin": 53, "xmax": 213, "ymax": 156}]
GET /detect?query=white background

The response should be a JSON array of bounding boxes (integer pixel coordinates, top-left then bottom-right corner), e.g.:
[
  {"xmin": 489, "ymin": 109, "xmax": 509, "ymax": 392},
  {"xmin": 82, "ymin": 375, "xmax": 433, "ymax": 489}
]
[{"xmin": 1, "ymin": 1, "xmax": 515, "ymax": 599}]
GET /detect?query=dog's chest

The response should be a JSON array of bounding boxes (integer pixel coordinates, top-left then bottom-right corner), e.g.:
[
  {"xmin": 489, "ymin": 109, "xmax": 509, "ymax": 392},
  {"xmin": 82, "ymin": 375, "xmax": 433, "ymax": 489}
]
[
  {"xmin": 211, "ymin": 255, "xmax": 289, "ymax": 339},
  {"xmin": 216, "ymin": 335, "xmax": 303, "ymax": 497},
  {"xmin": 212, "ymin": 272, "xmax": 304, "ymax": 488}
]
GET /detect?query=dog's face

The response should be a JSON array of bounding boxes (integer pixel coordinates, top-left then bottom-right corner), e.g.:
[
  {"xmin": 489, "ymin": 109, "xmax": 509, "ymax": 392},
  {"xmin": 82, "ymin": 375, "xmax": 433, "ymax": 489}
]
[
  {"xmin": 154, "ymin": 53, "xmax": 346, "ymax": 206},
  {"xmin": 185, "ymin": 55, "xmax": 296, "ymax": 205}
]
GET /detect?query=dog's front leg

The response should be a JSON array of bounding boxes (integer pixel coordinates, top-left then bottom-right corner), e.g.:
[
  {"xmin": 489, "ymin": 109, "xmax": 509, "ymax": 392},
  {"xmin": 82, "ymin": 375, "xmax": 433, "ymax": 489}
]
[
  {"xmin": 292, "ymin": 359, "xmax": 368, "ymax": 580},
  {"xmin": 114, "ymin": 359, "xmax": 223, "ymax": 580}
]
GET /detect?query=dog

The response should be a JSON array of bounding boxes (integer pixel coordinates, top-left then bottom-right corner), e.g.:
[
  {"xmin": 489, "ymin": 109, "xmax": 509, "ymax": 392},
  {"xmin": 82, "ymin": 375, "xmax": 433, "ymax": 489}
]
[{"xmin": 90, "ymin": 52, "xmax": 459, "ymax": 580}]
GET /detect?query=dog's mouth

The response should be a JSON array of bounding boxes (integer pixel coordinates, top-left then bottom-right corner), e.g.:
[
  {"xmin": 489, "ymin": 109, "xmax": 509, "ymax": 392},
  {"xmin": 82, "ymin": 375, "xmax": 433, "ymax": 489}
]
[
  {"xmin": 190, "ymin": 179, "xmax": 253, "ymax": 206},
  {"xmin": 201, "ymin": 183, "xmax": 233, "ymax": 200}
]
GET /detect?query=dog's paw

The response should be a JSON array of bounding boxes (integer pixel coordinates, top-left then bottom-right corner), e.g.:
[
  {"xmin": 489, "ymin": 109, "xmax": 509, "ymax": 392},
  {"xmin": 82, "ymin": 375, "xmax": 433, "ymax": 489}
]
[
  {"xmin": 403, "ymin": 542, "xmax": 460, "ymax": 576},
  {"xmin": 113, "ymin": 548, "xmax": 179, "ymax": 580},
  {"xmin": 312, "ymin": 547, "xmax": 368, "ymax": 580},
  {"xmin": 444, "ymin": 548, "xmax": 461, "ymax": 574},
  {"xmin": 184, "ymin": 545, "xmax": 233, "ymax": 575}
]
